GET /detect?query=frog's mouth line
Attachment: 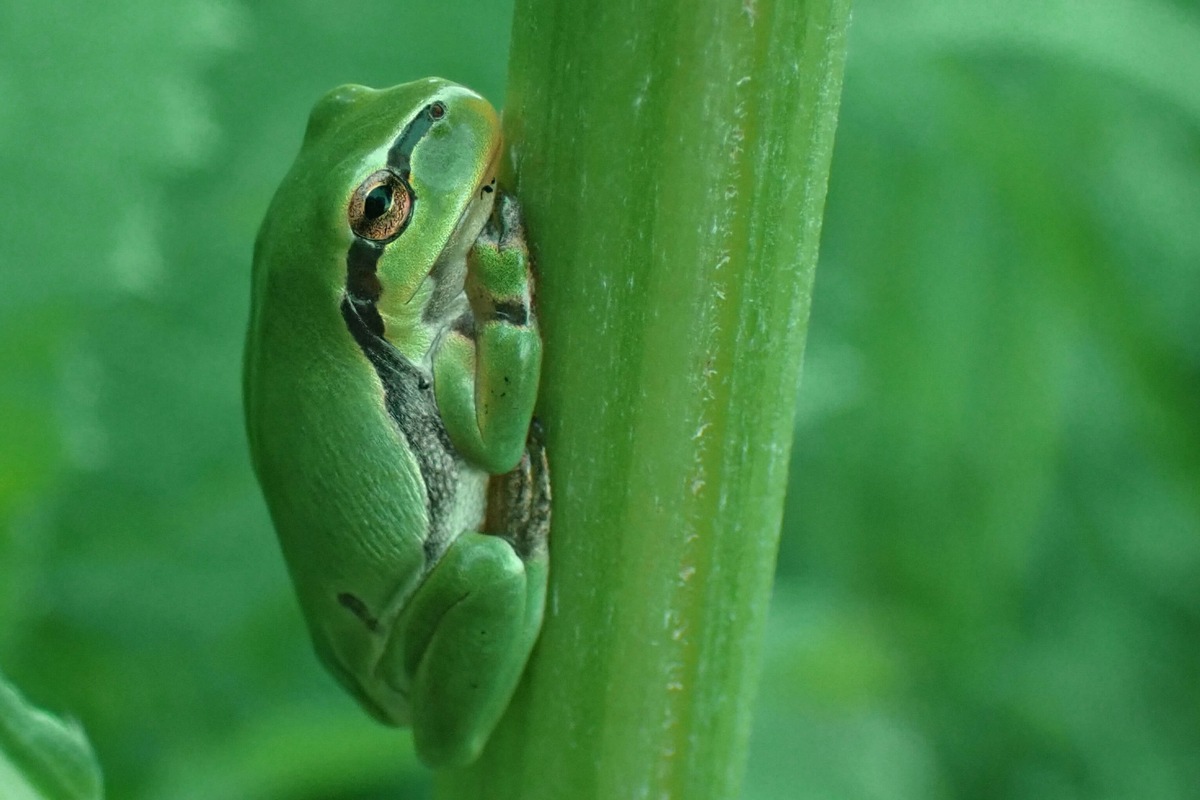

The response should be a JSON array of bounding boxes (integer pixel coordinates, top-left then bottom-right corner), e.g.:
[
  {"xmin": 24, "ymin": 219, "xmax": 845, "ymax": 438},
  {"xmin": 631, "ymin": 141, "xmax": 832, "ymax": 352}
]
[
  {"xmin": 439, "ymin": 138, "xmax": 502, "ymax": 257},
  {"xmin": 437, "ymin": 165, "xmax": 500, "ymax": 273},
  {"xmin": 394, "ymin": 142, "xmax": 501, "ymax": 320},
  {"xmin": 401, "ymin": 107, "xmax": 502, "ymax": 273}
]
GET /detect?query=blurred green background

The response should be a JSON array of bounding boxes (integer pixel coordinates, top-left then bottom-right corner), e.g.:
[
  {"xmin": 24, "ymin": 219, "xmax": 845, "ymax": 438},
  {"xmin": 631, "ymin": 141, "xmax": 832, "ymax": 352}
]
[{"xmin": 1, "ymin": 1, "xmax": 1197, "ymax": 798}]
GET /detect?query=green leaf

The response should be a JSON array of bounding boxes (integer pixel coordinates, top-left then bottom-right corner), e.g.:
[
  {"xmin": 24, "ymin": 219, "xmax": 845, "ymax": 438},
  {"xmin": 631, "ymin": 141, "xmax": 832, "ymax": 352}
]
[{"xmin": 0, "ymin": 672, "xmax": 103, "ymax": 800}]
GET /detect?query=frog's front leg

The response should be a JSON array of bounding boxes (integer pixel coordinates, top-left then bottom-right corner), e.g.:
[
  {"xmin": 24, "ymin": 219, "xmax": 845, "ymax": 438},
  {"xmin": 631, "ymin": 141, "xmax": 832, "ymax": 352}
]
[
  {"xmin": 433, "ymin": 194, "xmax": 542, "ymax": 475},
  {"xmin": 381, "ymin": 438, "xmax": 550, "ymax": 768}
]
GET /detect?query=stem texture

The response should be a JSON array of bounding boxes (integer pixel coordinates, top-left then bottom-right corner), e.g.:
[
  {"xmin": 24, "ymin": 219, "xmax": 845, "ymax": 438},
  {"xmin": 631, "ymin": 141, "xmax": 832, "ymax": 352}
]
[{"xmin": 438, "ymin": 1, "xmax": 850, "ymax": 796}]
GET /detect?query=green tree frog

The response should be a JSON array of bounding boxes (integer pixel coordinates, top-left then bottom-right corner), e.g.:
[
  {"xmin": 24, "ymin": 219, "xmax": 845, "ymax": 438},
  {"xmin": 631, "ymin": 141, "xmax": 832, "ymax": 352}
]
[{"xmin": 243, "ymin": 78, "xmax": 549, "ymax": 769}]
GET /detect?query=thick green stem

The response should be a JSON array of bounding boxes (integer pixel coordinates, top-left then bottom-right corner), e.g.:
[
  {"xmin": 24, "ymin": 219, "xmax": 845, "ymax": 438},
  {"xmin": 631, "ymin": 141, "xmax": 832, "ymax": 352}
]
[{"xmin": 437, "ymin": 1, "xmax": 850, "ymax": 796}]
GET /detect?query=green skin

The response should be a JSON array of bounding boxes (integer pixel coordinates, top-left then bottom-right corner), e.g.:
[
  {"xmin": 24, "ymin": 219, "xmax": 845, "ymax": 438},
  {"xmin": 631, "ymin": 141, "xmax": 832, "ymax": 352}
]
[{"xmin": 243, "ymin": 78, "xmax": 547, "ymax": 769}]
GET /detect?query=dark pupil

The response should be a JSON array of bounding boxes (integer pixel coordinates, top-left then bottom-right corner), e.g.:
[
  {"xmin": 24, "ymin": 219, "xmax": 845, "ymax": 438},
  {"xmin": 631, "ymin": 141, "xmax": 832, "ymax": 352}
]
[{"xmin": 364, "ymin": 185, "xmax": 392, "ymax": 219}]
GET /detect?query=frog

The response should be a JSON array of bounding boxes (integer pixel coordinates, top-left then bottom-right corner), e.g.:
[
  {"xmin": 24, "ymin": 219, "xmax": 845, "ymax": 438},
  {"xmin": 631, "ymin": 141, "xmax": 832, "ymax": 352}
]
[{"xmin": 242, "ymin": 77, "xmax": 549, "ymax": 769}]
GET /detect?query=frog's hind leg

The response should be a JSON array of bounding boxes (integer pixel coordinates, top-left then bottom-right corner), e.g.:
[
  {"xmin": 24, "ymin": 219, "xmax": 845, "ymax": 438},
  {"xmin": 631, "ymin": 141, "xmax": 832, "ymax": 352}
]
[
  {"xmin": 388, "ymin": 530, "xmax": 532, "ymax": 767},
  {"xmin": 383, "ymin": 424, "xmax": 551, "ymax": 768}
]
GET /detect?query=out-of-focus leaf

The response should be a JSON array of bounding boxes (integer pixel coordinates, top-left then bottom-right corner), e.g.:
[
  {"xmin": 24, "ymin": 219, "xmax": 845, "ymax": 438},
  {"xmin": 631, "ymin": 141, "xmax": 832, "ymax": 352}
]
[
  {"xmin": 0, "ymin": 672, "xmax": 103, "ymax": 800},
  {"xmin": 860, "ymin": 0, "xmax": 1200, "ymax": 124},
  {"xmin": 145, "ymin": 707, "xmax": 420, "ymax": 800}
]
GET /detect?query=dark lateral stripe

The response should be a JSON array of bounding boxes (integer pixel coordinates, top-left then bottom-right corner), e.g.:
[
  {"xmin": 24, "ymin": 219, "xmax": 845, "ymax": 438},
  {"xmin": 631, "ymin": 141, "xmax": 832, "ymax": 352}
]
[
  {"xmin": 345, "ymin": 238, "xmax": 386, "ymax": 337},
  {"xmin": 492, "ymin": 300, "xmax": 529, "ymax": 326},
  {"xmin": 335, "ymin": 102, "xmax": 458, "ymax": 564},
  {"xmin": 344, "ymin": 102, "xmax": 440, "ymax": 312},
  {"xmin": 340, "ymin": 298, "xmax": 460, "ymax": 563},
  {"xmin": 347, "ymin": 238, "xmax": 384, "ymax": 297},
  {"xmin": 349, "ymin": 298, "xmax": 385, "ymax": 338},
  {"xmin": 388, "ymin": 103, "xmax": 439, "ymax": 179}
]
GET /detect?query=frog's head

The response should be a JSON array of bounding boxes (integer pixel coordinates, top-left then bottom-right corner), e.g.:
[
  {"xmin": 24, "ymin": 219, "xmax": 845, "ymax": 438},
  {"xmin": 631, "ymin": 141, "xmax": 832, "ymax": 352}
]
[{"xmin": 255, "ymin": 77, "xmax": 501, "ymax": 350}]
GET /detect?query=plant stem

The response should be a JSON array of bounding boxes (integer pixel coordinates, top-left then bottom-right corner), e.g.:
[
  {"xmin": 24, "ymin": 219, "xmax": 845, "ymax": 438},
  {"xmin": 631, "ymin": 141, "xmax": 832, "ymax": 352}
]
[{"xmin": 437, "ymin": 1, "xmax": 850, "ymax": 796}]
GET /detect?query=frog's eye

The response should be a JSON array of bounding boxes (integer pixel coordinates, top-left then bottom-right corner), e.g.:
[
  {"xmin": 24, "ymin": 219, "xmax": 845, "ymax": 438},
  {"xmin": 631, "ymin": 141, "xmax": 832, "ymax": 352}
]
[{"xmin": 348, "ymin": 169, "xmax": 412, "ymax": 241}]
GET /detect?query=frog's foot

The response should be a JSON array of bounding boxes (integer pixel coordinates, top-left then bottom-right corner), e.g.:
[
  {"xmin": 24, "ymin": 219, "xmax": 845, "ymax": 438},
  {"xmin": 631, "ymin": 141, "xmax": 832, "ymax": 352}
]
[
  {"xmin": 485, "ymin": 419, "xmax": 551, "ymax": 560},
  {"xmin": 380, "ymin": 529, "xmax": 545, "ymax": 768}
]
